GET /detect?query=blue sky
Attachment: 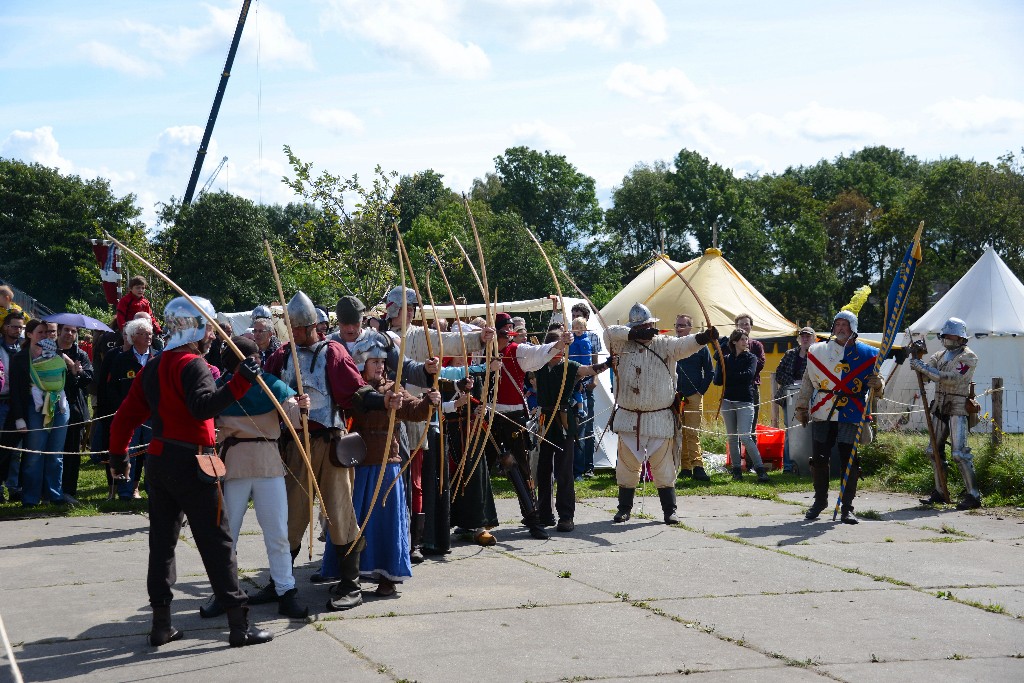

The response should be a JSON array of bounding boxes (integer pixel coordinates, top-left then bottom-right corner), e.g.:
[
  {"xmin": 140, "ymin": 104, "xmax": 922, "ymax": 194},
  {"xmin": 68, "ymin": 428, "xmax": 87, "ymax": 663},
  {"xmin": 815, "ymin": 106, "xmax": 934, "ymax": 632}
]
[{"xmin": 2, "ymin": 0, "xmax": 1022, "ymax": 229}]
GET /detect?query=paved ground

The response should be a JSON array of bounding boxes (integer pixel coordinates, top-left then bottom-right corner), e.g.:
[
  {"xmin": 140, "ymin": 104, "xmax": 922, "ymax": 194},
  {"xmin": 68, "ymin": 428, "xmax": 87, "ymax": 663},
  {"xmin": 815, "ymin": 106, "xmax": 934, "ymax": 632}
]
[{"xmin": 2, "ymin": 490, "xmax": 1024, "ymax": 682}]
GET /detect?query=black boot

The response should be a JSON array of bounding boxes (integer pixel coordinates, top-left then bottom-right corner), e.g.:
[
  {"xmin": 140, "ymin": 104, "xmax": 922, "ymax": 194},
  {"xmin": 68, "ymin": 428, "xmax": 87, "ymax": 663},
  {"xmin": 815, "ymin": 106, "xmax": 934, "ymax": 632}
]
[
  {"xmin": 410, "ymin": 513, "xmax": 425, "ymax": 565},
  {"xmin": 199, "ymin": 594, "xmax": 225, "ymax": 619},
  {"xmin": 226, "ymin": 606, "xmax": 273, "ymax": 647},
  {"xmin": 277, "ymin": 587, "xmax": 309, "ymax": 619},
  {"xmin": 505, "ymin": 457, "xmax": 548, "ymax": 539},
  {"xmin": 755, "ymin": 467, "xmax": 770, "ymax": 483},
  {"xmin": 692, "ymin": 466, "xmax": 711, "ymax": 482},
  {"xmin": 919, "ymin": 489, "xmax": 947, "ymax": 506},
  {"xmin": 613, "ymin": 486, "xmax": 634, "ymax": 523},
  {"xmin": 658, "ymin": 487, "xmax": 678, "ymax": 524},
  {"xmin": 956, "ymin": 494, "xmax": 982, "ymax": 511},
  {"xmin": 731, "ymin": 467, "xmax": 743, "ymax": 481},
  {"xmin": 804, "ymin": 461, "xmax": 830, "ymax": 520},
  {"xmin": 246, "ymin": 579, "xmax": 278, "ymax": 605},
  {"xmin": 326, "ymin": 542, "xmax": 363, "ymax": 611},
  {"xmin": 839, "ymin": 462, "xmax": 860, "ymax": 524},
  {"xmin": 148, "ymin": 604, "xmax": 183, "ymax": 647},
  {"xmin": 677, "ymin": 468, "xmax": 692, "ymax": 479}
]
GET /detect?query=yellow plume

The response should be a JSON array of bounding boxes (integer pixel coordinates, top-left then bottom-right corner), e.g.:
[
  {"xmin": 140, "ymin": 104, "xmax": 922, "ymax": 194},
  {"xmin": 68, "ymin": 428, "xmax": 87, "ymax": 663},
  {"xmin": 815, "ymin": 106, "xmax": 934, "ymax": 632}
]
[{"xmin": 841, "ymin": 285, "xmax": 871, "ymax": 316}]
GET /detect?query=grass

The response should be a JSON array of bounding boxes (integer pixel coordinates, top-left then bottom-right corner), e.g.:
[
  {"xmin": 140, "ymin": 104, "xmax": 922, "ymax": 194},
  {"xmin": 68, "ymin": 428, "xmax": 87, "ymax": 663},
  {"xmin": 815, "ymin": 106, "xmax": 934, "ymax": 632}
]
[{"xmin": 0, "ymin": 461, "xmax": 148, "ymax": 520}]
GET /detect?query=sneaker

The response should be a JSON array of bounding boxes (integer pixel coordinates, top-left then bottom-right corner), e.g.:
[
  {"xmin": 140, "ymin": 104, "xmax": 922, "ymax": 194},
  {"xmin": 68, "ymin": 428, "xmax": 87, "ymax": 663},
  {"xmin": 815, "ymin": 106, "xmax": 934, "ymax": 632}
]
[
  {"xmin": 555, "ymin": 519, "xmax": 575, "ymax": 532},
  {"xmin": 582, "ymin": 470, "xmax": 595, "ymax": 479},
  {"xmin": 527, "ymin": 525, "xmax": 549, "ymax": 540}
]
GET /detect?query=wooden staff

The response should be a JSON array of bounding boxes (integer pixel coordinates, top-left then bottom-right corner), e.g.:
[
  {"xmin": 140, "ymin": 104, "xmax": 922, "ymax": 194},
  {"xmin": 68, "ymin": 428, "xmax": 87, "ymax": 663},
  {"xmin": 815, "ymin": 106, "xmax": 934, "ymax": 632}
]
[
  {"xmin": 103, "ymin": 233, "xmax": 328, "ymax": 559},
  {"xmin": 424, "ymin": 269, "xmax": 447, "ymax": 496},
  {"xmin": 910, "ymin": 336, "xmax": 951, "ymax": 503},
  {"xmin": 264, "ymin": 240, "xmax": 316, "ymax": 559}
]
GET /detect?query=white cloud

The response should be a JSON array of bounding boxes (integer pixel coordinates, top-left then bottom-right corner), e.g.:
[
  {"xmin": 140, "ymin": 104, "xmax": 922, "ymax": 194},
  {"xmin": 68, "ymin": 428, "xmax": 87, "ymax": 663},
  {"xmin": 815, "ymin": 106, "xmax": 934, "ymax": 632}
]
[
  {"xmin": 321, "ymin": 0, "xmax": 489, "ymax": 79},
  {"xmin": 511, "ymin": 0, "xmax": 667, "ymax": 50},
  {"xmin": 606, "ymin": 62, "xmax": 701, "ymax": 102},
  {"xmin": 309, "ymin": 108, "xmax": 365, "ymax": 136},
  {"xmin": 623, "ymin": 123, "xmax": 669, "ymax": 140},
  {"xmin": 122, "ymin": 2, "xmax": 313, "ymax": 69},
  {"xmin": 146, "ymin": 125, "xmax": 210, "ymax": 177},
  {"xmin": 79, "ymin": 41, "xmax": 162, "ymax": 78},
  {"xmin": 510, "ymin": 120, "xmax": 574, "ymax": 149},
  {"xmin": 1, "ymin": 126, "xmax": 74, "ymax": 173},
  {"xmin": 669, "ymin": 101, "xmax": 747, "ymax": 140},
  {"xmin": 927, "ymin": 96, "xmax": 1024, "ymax": 135},
  {"xmin": 769, "ymin": 102, "xmax": 895, "ymax": 142}
]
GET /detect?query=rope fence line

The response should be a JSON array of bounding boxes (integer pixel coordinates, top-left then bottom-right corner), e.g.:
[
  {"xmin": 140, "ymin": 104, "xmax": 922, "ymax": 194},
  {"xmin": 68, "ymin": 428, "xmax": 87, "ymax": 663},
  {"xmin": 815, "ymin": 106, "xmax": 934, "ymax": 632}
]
[{"xmin": 0, "ymin": 411, "xmax": 119, "ymax": 434}]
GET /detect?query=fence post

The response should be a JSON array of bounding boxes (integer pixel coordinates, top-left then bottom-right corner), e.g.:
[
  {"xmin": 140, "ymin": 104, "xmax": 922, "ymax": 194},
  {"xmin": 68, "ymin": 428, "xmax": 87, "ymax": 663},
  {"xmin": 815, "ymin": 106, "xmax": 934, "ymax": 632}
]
[{"xmin": 991, "ymin": 377, "xmax": 1003, "ymax": 448}]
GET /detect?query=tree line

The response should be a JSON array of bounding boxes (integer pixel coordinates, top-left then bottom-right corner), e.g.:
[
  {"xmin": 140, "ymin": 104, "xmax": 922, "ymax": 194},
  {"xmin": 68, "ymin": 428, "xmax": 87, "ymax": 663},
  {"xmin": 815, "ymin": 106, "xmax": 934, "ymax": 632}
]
[{"xmin": 2, "ymin": 144, "xmax": 1022, "ymax": 332}]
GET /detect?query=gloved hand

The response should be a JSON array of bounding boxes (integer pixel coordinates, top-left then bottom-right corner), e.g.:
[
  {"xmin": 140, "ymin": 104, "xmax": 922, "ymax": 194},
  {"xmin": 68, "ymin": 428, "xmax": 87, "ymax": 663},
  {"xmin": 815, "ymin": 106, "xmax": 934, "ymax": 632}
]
[
  {"xmin": 909, "ymin": 358, "xmax": 926, "ymax": 372},
  {"xmin": 866, "ymin": 373, "xmax": 883, "ymax": 391},
  {"xmin": 109, "ymin": 453, "xmax": 130, "ymax": 482},
  {"xmin": 238, "ymin": 357, "xmax": 263, "ymax": 383},
  {"xmin": 694, "ymin": 326, "xmax": 719, "ymax": 345},
  {"xmin": 628, "ymin": 326, "xmax": 657, "ymax": 342},
  {"xmin": 794, "ymin": 406, "xmax": 809, "ymax": 427}
]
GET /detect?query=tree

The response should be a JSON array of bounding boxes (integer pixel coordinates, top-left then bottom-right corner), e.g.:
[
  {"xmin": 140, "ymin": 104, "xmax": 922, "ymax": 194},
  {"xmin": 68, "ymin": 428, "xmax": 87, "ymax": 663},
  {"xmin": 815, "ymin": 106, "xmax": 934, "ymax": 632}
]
[
  {"xmin": 0, "ymin": 158, "xmax": 146, "ymax": 310},
  {"xmin": 483, "ymin": 146, "xmax": 603, "ymax": 248},
  {"xmin": 155, "ymin": 191, "xmax": 277, "ymax": 311},
  {"xmin": 603, "ymin": 161, "xmax": 679, "ymax": 273},
  {"xmin": 393, "ymin": 170, "xmax": 457, "ymax": 233},
  {"xmin": 282, "ymin": 146, "xmax": 400, "ymax": 309}
]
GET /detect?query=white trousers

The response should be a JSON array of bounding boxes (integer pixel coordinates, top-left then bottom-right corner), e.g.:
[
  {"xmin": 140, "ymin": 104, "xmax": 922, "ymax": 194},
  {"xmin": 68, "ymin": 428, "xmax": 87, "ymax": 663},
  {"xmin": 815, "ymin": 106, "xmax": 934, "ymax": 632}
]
[{"xmin": 223, "ymin": 476, "xmax": 296, "ymax": 594}]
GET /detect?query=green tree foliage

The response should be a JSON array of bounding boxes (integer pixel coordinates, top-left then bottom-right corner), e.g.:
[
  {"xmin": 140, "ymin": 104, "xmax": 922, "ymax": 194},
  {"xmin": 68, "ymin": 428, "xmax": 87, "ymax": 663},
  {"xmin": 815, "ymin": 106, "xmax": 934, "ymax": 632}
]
[
  {"xmin": 155, "ymin": 191, "xmax": 277, "ymax": 311},
  {"xmin": 283, "ymin": 146, "xmax": 400, "ymax": 309},
  {"xmin": 0, "ymin": 158, "xmax": 146, "ymax": 311},
  {"xmin": 394, "ymin": 169, "xmax": 457, "ymax": 233},
  {"xmin": 480, "ymin": 146, "xmax": 603, "ymax": 248}
]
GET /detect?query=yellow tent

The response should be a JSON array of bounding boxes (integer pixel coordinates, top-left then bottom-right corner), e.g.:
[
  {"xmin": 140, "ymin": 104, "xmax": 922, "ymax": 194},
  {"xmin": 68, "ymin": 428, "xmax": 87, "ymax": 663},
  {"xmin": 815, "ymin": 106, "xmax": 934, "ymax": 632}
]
[{"xmin": 599, "ymin": 248, "xmax": 799, "ymax": 427}]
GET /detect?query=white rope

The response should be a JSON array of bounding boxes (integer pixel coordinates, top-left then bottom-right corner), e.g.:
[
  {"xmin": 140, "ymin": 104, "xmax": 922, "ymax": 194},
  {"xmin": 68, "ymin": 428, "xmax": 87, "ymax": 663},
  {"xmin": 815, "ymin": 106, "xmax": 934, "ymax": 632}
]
[
  {"xmin": 0, "ymin": 611, "xmax": 24, "ymax": 683},
  {"xmin": 0, "ymin": 442, "xmax": 148, "ymax": 457},
  {"xmin": 0, "ymin": 411, "xmax": 118, "ymax": 434}
]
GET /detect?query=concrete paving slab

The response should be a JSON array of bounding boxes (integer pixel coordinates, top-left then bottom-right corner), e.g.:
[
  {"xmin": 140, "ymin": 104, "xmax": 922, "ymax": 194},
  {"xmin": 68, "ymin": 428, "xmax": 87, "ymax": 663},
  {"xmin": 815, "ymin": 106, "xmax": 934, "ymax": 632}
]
[
  {"xmin": 527, "ymin": 544, "xmax": 887, "ymax": 600},
  {"xmin": 823, "ymin": 655, "xmax": 1024, "ymax": 682},
  {"xmin": 784, "ymin": 539, "xmax": 1024, "ymax": 587},
  {"xmin": 678, "ymin": 514, "xmax": 947, "ymax": 547},
  {"xmin": 941, "ymin": 586, "xmax": 1024, "ymax": 619},
  {"xmin": 322, "ymin": 601, "xmax": 784, "ymax": 683},
  {"xmin": 655, "ymin": 589, "xmax": 1024, "ymax": 665},
  {"xmin": 292, "ymin": 554, "xmax": 612, "ymax": 619},
  {"xmin": 0, "ymin": 514, "xmax": 150, "ymax": 550},
  {"xmin": 601, "ymin": 667, "xmax": 826, "ymax": 682},
  {"xmin": 12, "ymin": 622, "xmax": 388, "ymax": 683}
]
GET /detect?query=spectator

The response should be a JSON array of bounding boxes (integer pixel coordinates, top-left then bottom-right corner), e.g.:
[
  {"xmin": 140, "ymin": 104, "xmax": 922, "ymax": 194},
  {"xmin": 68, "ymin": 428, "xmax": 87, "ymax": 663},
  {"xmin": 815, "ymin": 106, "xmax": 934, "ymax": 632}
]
[
  {"xmin": 674, "ymin": 314, "xmax": 714, "ymax": 482},
  {"xmin": 714, "ymin": 329, "xmax": 769, "ymax": 483},
  {"xmin": 733, "ymin": 313, "xmax": 766, "ymax": 426},
  {"xmin": 56, "ymin": 324, "xmax": 94, "ymax": 503},
  {"xmin": 206, "ymin": 321, "xmax": 234, "ymax": 372},
  {"xmin": 570, "ymin": 303, "xmax": 603, "ymax": 479},
  {"xmin": 106, "ymin": 317, "xmax": 156, "ymax": 499},
  {"xmin": 0, "ymin": 311, "xmax": 27, "ymax": 501},
  {"xmin": 774, "ymin": 327, "xmax": 815, "ymax": 473},
  {"xmin": 0, "ymin": 285, "xmax": 29, "ymax": 329},
  {"xmin": 115, "ymin": 276, "xmax": 162, "ymax": 336},
  {"xmin": 252, "ymin": 318, "xmax": 280, "ymax": 369},
  {"xmin": 9, "ymin": 320, "xmax": 70, "ymax": 507}
]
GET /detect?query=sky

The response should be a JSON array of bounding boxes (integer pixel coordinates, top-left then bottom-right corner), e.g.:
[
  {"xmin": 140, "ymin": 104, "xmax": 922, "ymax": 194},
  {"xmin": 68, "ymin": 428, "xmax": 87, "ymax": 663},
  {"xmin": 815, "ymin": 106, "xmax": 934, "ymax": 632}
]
[{"xmin": 2, "ymin": 0, "xmax": 1022, "ymax": 230}]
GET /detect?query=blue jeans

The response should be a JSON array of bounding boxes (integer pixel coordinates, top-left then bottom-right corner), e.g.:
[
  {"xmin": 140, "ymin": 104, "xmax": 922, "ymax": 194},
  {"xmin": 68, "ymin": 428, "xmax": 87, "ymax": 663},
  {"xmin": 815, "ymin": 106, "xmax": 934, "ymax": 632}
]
[
  {"xmin": 573, "ymin": 391, "xmax": 596, "ymax": 477},
  {"xmin": 117, "ymin": 423, "xmax": 150, "ymax": 499},
  {"xmin": 722, "ymin": 399, "xmax": 763, "ymax": 470},
  {"xmin": 21, "ymin": 408, "xmax": 69, "ymax": 505}
]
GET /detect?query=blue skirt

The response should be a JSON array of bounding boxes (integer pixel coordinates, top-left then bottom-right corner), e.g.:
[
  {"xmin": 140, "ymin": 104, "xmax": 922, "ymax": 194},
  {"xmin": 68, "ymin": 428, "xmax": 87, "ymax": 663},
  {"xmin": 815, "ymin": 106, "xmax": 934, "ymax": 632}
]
[{"xmin": 352, "ymin": 462, "xmax": 412, "ymax": 582}]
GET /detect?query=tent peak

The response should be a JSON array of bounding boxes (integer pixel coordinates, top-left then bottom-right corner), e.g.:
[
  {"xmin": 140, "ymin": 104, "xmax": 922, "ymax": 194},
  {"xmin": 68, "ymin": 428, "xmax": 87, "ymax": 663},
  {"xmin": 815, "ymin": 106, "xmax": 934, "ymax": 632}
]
[{"xmin": 704, "ymin": 247, "xmax": 722, "ymax": 257}]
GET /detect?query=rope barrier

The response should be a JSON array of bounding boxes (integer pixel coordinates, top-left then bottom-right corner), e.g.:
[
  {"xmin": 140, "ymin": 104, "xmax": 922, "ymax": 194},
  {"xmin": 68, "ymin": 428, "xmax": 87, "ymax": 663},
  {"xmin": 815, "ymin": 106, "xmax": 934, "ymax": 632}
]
[{"xmin": 0, "ymin": 411, "xmax": 118, "ymax": 434}]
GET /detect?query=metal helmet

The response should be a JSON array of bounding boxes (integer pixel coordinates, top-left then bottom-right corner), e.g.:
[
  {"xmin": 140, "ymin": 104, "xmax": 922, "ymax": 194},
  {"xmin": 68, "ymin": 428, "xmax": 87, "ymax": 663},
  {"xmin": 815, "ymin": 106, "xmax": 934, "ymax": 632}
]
[
  {"xmin": 315, "ymin": 307, "xmax": 329, "ymax": 324},
  {"xmin": 627, "ymin": 302, "xmax": 659, "ymax": 328},
  {"xmin": 939, "ymin": 317, "xmax": 968, "ymax": 340},
  {"xmin": 832, "ymin": 310, "xmax": 859, "ymax": 335},
  {"xmin": 348, "ymin": 330, "xmax": 390, "ymax": 371},
  {"xmin": 164, "ymin": 296, "xmax": 216, "ymax": 351},
  {"xmin": 384, "ymin": 286, "xmax": 419, "ymax": 320},
  {"xmin": 287, "ymin": 291, "xmax": 318, "ymax": 328},
  {"xmin": 251, "ymin": 304, "xmax": 272, "ymax": 322}
]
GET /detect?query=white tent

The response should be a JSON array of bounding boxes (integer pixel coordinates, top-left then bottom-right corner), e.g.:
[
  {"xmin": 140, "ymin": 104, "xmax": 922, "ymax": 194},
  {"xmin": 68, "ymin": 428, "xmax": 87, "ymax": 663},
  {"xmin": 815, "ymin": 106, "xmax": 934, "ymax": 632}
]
[{"xmin": 877, "ymin": 246, "xmax": 1024, "ymax": 433}]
